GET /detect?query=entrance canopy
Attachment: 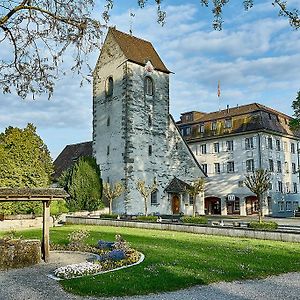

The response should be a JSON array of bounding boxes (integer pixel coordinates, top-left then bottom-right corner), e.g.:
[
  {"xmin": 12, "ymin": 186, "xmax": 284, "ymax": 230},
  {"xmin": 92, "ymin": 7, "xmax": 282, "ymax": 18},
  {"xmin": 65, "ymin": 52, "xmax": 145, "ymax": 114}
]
[
  {"xmin": 164, "ymin": 177, "xmax": 191, "ymax": 193},
  {"xmin": 0, "ymin": 188, "xmax": 69, "ymax": 262}
]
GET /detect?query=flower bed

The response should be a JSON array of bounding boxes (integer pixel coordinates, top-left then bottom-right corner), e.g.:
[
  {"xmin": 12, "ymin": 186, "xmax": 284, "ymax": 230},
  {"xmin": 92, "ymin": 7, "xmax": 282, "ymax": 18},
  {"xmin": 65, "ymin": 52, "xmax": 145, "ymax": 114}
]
[{"xmin": 52, "ymin": 232, "xmax": 142, "ymax": 280}]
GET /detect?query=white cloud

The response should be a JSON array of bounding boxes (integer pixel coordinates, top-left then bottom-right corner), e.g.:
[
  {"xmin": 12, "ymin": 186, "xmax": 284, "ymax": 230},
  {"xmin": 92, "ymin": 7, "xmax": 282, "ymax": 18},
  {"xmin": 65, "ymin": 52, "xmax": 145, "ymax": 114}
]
[{"xmin": 1, "ymin": 1, "xmax": 299, "ymax": 159}]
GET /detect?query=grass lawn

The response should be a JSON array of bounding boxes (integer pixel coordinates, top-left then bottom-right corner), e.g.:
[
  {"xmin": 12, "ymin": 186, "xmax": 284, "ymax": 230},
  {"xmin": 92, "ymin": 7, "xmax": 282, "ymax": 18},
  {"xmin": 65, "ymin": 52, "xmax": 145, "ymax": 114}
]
[{"xmin": 1, "ymin": 225, "xmax": 300, "ymax": 297}]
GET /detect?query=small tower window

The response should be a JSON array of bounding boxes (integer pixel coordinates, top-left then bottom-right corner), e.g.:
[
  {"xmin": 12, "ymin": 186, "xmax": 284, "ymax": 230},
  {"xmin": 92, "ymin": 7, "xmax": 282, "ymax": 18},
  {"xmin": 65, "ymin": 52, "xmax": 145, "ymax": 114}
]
[
  {"xmin": 148, "ymin": 115, "xmax": 152, "ymax": 127},
  {"xmin": 145, "ymin": 76, "xmax": 154, "ymax": 96},
  {"xmin": 107, "ymin": 117, "xmax": 110, "ymax": 126},
  {"xmin": 105, "ymin": 76, "xmax": 113, "ymax": 97},
  {"xmin": 148, "ymin": 145, "xmax": 152, "ymax": 156},
  {"xmin": 107, "ymin": 145, "xmax": 110, "ymax": 156}
]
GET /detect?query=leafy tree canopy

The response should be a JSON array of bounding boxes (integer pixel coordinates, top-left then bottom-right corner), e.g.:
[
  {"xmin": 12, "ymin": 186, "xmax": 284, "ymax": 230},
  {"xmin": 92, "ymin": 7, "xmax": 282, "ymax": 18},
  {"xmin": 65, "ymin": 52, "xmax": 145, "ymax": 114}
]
[
  {"xmin": 0, "ymin": 0, "xmax": 299, "ymax": 99},
  {"xmin": 59, "ymin": 156, "xmax": 103, "ymax": 212},
  {"xmin": 290, "ymin": 90, "xmax": 300, "ymax": 130},
  {"xmin": 0, "ymin": 123, "xmax": 53, "ymax": 214}
]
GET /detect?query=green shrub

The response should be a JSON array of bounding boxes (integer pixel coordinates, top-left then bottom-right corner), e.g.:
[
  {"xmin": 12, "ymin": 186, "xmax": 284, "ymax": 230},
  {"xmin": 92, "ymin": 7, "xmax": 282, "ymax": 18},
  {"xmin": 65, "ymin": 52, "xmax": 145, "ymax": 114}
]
[
  {"xmin": 100, "ymin": 214, "xmax": 118, "ymax": 219},
  {"xmin": 181, "ymin": 216, "xmax": 208, "ymax": 224},
  {"xmin": 136, "ymin": 215, "xmax": 158, "ymax": 222},
  {"xmin": 50, "ymin": 200, "xmax": 69, "ymax": 217},
  {"xmin": 248, "ymin": 221, "xmax": 278, "ymax": 230}
]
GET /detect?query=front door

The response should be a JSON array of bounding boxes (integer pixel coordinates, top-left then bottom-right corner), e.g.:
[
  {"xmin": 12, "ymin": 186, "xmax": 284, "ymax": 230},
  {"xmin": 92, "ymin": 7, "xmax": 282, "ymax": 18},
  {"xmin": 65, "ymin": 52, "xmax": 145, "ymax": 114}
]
[{"xmin": 172, "ymin": 194, "xmax": 180, "ymax": 214}]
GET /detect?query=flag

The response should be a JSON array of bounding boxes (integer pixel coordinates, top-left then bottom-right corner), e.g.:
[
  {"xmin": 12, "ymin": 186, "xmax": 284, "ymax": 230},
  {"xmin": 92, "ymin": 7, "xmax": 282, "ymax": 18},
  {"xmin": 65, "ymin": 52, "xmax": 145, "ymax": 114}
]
[{"xmin": 217, "ymin": 80, "xmax": 221, "ymax": 97}]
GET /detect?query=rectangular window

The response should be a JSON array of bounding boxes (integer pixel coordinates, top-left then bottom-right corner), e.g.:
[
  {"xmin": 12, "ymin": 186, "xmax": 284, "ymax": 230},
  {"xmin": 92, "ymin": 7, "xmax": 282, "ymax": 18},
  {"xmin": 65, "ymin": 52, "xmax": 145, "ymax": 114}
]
[
  {"xmin": 226, "ymin": 140, "xmax": 234, "ymax": 151},
  {"xmin": 269, "ymin": 159, "xmax": 274, "ymax": 172},
  {"xmin": 238, "ymin": 181, "xmax": 244, "ymax": 187},
  {"xmin": 292, "ymin": 162, "xmax": 297, "ymax": 174},
  {"xmin": 107, "ymin": 145, "xmax": 110, "ymax": 156},
  {"xmin": 211, "ymin": 121, "xmax": 217, "ymax": 130},
  {"xmin": 189, "ymin": 194, "xmax": 194, "ymax": 205},
  {"xmin": 291, "ymin": 142, "xmax": 295, "ymax": 154},
  {"xmin": 225, "ymin": 118, "xmax": 232, "ymax": 128},
  {"xmin": 286, "ymin": 201, "xmax": 292, "ymax": 211},
  {"xmin": 245, "ymin": 137, "xmax": 254, "ymax": 149},
  {"xmin": 186, "ymin": 127, "xmax": 191, "ymax": 135},
  {"xmin": 278, "ymin": 181, "xmax": 283, "ymax": 193},
  {"xmin": 268, "ymin": 137, "xmax": 273, "ymax": 149},
  {"xmin": 234, "ymin": 199, "xmax": 240, "ymax": 211},
  {"xmin": 213, "ymin": 142, "xmax": 220, "ymax": 153},
  {"xmin": 276, "ymin": 139, "xmax": 281, "ymax": 151},
  {"xmin": 148, "ymin": 145, "xmax": 152, "ymax": 156},
  {"xmin": 278, "ymin": 201, "xmax": 284, "ymax": 211},
  {"xmin": 214, "ymin": 163, "xmax": 220, "ymax": 174},
  {"xmin": 285, "ymin": 161, "xmax": 289, "ymax": 173},
  {"xmin": 181, "ymin": 129, "xmax": 185, "ymax": 136},
  {"xmin": 277, "ymin": 161, "xmax": 282, "ymax": 173},
  {"xmin": 199, "ymin": 123, "xmax": 204, "ymax": 133},
  {"xmin": 151, "ymin": 190, "xmax": 158, "ymax": 205},
  {"xmin": 246, "ymin": 159, "xmax": 254, "ymax": 172},
  {"xmin": 293, "ymin": 182, "xmax": 298, "ymax": 193},
  {"xmin": 283, "ymin": 141, "xmax": 288, "ymax": 152},
  {"xmin": 227, "ymin": 161, "xmax": 235, "ymax": 173},
  {"xmin": 269, "ymin": 183, "xmax": 273, "ymax": 190},
  {"xmin": 293, "ymin": 201, "xmax": 299, "ymax": 210},
  {"xmin": 202, "ymin": 164, "xmax": 207, "ymax": 174},
  {"xmin": 201, "ymin": 144, "xmax": 207, "ymax": 154},
  {"xmin": 286, "ymin": 182, "xmax": 290, "ymax": 193}
]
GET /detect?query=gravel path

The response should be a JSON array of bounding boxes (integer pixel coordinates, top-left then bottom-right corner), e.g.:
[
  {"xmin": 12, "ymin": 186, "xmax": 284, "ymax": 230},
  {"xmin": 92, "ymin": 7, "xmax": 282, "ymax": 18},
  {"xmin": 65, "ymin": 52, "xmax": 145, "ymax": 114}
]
[{"xmin": 0, "ymin": 252, "xmax": 299, "ymax": 300}]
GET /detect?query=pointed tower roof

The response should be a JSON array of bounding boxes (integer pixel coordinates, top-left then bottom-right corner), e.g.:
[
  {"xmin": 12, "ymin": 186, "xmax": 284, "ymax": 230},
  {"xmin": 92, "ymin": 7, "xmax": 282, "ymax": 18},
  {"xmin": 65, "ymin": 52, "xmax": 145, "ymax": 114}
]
[{"xmin": 109, "ymin": 27, "xmax": 171, "ymax": 74}]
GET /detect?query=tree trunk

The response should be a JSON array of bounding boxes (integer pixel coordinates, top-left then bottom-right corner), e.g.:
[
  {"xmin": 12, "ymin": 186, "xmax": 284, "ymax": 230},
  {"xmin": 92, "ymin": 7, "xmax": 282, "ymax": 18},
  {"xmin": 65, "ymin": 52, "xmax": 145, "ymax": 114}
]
[
  {"xmin": 144, "ymin": 197, "xmax": 148, "ymax": 216},
  {"xmin": 109, "ymin": 199, "xmax": 112, "ymax": 215},
  {"xmin": 257, "ymin": 194, "xmax": 262, "ymax": 223},
  {"xmin": 193, "ymin": 194, "xmax": 196, "ymax": 217}
]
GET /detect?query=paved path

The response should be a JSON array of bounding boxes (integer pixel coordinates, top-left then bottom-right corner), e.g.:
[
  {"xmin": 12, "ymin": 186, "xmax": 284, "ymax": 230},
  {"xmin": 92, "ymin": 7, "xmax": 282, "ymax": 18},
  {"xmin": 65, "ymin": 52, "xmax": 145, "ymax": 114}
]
[{"xmin": 0, "ymin": 252, "xmax": 299, "ymax": 300}]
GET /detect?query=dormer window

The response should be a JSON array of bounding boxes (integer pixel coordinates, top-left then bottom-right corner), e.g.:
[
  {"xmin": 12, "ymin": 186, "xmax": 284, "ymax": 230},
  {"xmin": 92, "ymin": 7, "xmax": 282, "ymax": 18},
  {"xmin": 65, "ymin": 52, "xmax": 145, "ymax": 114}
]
[
  {"xmin": 225, "ymin": 118, "xmax": 232, "ymax": 128},
  {"xmin": 105, "ymin": 76, "xmax": 113, "ymax": 97},
  {"xmin": 145, "ymin": 76, "xmax": 154, "ymax": 96}
]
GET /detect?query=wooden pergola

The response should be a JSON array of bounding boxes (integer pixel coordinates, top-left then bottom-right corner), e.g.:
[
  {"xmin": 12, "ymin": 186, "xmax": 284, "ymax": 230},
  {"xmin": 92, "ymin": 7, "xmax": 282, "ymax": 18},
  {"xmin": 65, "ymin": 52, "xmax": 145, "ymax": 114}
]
[{"xmin": 0, "ymin": 188, "xmax": 69, "ymax": 262}]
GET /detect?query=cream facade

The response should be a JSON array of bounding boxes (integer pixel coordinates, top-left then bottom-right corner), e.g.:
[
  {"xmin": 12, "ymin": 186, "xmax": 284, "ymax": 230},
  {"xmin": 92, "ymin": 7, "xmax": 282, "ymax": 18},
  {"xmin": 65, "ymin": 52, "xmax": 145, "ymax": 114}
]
[{"xmin": 178, "ymin": 105, "xmax": 300, "ymax": 217}]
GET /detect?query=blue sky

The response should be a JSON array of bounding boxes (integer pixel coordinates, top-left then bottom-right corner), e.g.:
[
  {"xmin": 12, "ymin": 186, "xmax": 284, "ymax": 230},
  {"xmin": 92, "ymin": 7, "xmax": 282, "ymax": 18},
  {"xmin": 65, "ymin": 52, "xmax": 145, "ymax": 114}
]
[{"xmin": 0, "ymin": 0, "xmax": 300, "ymax": 159}]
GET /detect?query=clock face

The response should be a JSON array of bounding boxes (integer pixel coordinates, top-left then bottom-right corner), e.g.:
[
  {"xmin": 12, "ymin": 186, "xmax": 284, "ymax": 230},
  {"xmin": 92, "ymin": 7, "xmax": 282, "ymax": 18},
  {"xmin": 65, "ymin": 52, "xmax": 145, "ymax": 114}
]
[{"xmin": 144, "ymin": 61, "xmax": 154, "ymax": 73}]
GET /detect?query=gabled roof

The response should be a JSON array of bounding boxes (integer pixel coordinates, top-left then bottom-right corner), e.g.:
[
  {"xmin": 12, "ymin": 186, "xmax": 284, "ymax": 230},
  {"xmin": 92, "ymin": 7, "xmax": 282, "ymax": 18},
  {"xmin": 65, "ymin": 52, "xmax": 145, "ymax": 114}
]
[
  {"xmin": 53, "ymin": 141, "xmax": 93, "ymax": 180},
  {"xmin": 109, "ymin": 27, "xmax": 171, "ymax": 74},
  {"xmin": 164, "ymin": 177, "xmax": 191, "ymax": 193}
]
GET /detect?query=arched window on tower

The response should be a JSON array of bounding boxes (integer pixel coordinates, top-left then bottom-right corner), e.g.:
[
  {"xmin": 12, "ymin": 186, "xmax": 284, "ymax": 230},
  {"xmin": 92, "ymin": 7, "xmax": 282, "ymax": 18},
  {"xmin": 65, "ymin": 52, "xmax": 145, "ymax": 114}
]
[
  {"xmin": 105, "ymin": 76, "xmax": 113, "ymax": 97},
  {"xmin": 144, "ymin": 76, "xmax": 154, "ymax": 96}
]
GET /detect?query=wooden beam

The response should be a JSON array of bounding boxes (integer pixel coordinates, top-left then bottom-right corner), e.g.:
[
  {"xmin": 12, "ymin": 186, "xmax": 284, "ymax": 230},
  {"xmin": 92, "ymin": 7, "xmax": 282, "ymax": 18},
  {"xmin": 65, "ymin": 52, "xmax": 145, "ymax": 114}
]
[{"xmin": 41, "ymin": 200, "xmax": 50, "ymax": 262}]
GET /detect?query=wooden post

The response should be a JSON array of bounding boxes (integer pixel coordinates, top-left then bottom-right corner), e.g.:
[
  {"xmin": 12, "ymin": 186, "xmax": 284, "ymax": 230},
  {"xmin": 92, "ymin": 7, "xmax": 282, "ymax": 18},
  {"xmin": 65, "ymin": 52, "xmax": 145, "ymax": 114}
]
[{"xmin": 42, "ymin": 200, "xmax": 50, "ymax": 262}]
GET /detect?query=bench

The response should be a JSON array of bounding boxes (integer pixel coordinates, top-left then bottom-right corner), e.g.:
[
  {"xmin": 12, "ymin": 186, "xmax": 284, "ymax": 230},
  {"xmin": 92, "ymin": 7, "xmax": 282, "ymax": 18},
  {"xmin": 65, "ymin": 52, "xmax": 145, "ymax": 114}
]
[{"xmin": 157, "ymin": 214, "xmax": 182, "ymax": 223}]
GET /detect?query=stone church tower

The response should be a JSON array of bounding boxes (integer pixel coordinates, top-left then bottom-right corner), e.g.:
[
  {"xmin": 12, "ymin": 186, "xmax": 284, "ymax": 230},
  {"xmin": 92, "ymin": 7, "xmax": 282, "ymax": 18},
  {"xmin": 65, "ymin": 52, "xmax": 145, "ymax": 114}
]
[{"xmin": 93, "ymin": 28, "xmax": 206, "ymax": 215}]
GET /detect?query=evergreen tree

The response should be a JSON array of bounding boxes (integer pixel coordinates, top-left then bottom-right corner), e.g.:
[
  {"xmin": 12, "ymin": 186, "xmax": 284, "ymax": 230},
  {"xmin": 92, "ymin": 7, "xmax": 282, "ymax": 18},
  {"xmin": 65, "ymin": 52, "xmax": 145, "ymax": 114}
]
[
  {"xmin": 60, "ymin": 157, "xmax": 103, "ymax": 212},
  {"xmin": 0, "ymin": 123, "xmax": 53, "ymax": 214}
]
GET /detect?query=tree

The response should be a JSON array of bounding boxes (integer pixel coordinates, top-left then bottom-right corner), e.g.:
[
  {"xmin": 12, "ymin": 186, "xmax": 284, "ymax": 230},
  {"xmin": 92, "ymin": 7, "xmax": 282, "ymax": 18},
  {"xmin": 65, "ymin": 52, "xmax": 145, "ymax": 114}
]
[
  {"xmin": 59, "ymin": 156, "xmax": 103, "ymax": 212},
  {"xmin": 102, "ymin": 181, "xmax": 124, "ymax": 214},
  {"xmin": 136, "ymin": 178, "xmax": 157, "ymax": 216},
  {"xmin": 1, "ymin": 1, "xmax": 298, "ymax": 99},
  {"xmin": 187, "ymin": 178, "xmax": 205, "ymax": 217},
  {"xmin": 290, "ymin": 90, "xmax": 300, "ymax": 130},
  {"xmin": 0, "ymin": 123, "xmax": 53, "ymax": 214},
  {"xmin": 244, "ymin": 169, "xmax": 271, "ymax": 223}
]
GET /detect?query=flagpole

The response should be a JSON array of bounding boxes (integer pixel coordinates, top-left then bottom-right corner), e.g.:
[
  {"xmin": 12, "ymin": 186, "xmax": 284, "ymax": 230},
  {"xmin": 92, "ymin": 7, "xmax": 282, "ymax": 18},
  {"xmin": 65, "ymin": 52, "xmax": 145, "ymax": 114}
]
[{"xmin": 218, "ymin": 80, "xmax": 221, "ymax": 111}]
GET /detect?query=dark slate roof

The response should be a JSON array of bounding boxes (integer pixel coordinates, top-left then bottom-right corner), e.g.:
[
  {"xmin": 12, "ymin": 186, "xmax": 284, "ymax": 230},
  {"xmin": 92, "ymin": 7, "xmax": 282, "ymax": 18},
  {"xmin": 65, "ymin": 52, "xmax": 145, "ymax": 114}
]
[
  {"xmin": 164, "ymin": 177, "xmax": 191, "ymax": 193},
  {"xmin": 110, "ymin": 27, "xmax": 171, "ymax": 74},
  {"xmin": 178, "ymin": 102, "xmax": 300, "ymax": 139},
  {"xmin": 53, "ymin": 141, "xmax": 93, "ymax": 180}
]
